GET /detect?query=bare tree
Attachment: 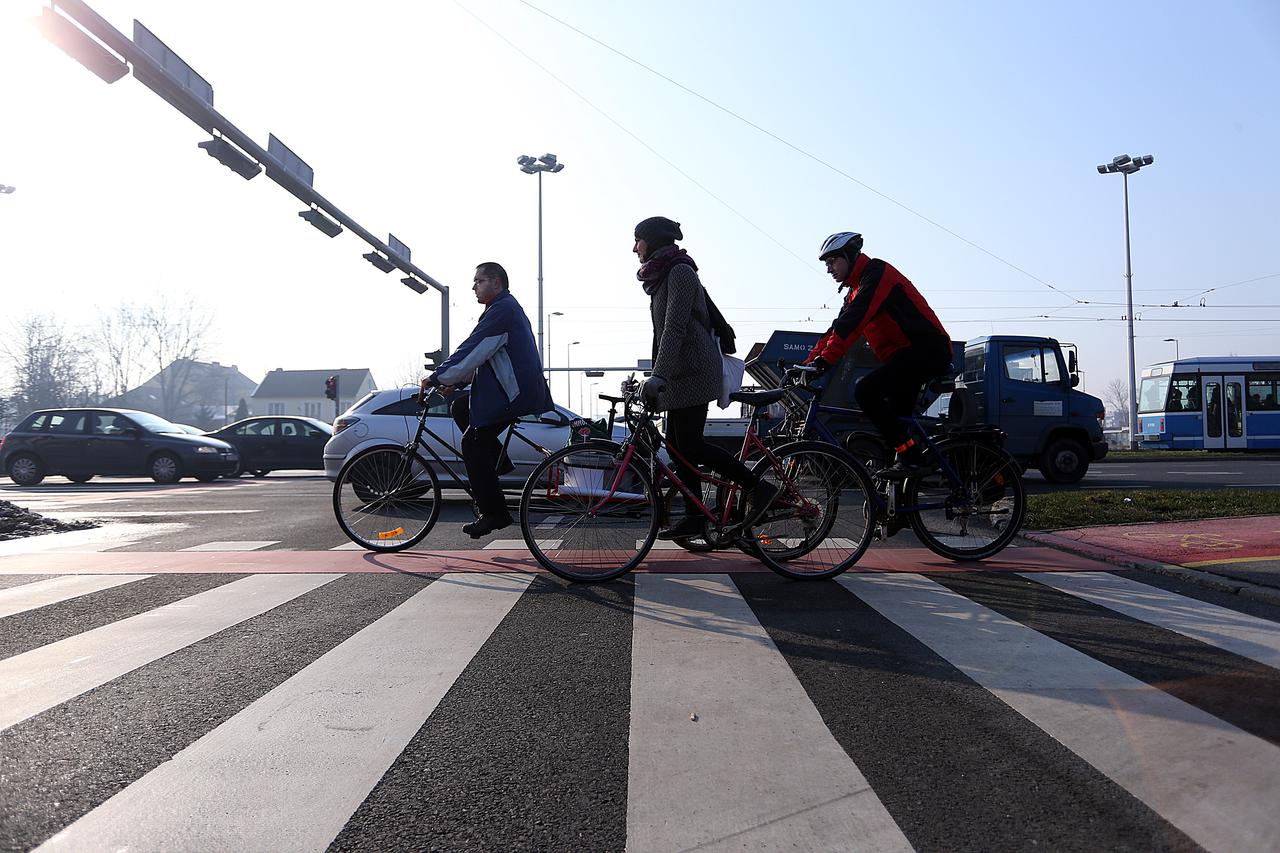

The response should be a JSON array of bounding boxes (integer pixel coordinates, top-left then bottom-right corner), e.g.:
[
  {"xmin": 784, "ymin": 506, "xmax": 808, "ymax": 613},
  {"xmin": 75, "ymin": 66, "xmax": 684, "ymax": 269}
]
[
  {"xmin": 1, "ymin": 315, "xmax": 100, "ymax": 416},
  {"xmin": 393, "ymin": 352, "xmax": 430, "ymax": 388},
  {"xmin": 137, "ymin": 296, "xmax": 214, "ymax": 421},
  {"xmin": 92, "ymin": 304, "xmax": 147, "ymax": 400},
  {"xmin": 1102, "ymin": 377, "xmax": 1130, "ymax": 428}
]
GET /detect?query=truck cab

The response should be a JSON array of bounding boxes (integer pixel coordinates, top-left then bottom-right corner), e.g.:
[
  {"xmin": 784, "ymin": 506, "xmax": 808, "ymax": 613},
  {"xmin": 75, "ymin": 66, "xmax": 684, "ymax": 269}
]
[{"xmin": 957, "ymin": 336, "xmax": 1107, "ymax": 483}]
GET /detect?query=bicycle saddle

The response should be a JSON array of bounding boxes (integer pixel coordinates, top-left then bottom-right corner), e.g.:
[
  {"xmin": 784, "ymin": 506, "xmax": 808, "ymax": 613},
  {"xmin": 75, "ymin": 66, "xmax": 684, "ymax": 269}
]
[
  {"xmin": 598, "ymin": 394, "xmax": 626, "ymax": 404},
  {"xmin": 729, "ymin": 388, "xmax": 787, "ymax": 406}
]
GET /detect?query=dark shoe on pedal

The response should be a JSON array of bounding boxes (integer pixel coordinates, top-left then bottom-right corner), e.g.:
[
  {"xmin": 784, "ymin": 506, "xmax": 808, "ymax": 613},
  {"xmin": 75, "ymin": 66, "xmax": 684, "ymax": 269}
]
[
  {"xmin": 462, "ymin": 512, "xmax": 513, "ymax": 539},
  {"xmin": 744, "ymin": 480, "xmax": 781, "ymax": 527},
  {"xmin": 657, "ymin": 515, "xmax": 706, "ymax": 541},
  {"xmin": 875, "ymin": 460, "xmax": 932, "ymax": 481}
]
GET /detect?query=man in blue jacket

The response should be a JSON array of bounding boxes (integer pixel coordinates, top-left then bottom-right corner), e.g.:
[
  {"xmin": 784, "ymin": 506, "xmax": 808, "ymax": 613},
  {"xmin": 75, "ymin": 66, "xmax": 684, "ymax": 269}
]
[{"xmin": 422, "ymin": 262, "xmax": 552, "ymax": 538}]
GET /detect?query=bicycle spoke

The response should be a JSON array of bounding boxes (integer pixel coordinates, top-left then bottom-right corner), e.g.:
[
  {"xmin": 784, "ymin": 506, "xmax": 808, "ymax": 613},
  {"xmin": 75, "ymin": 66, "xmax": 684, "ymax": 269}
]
[
  {"xmin": 333, "ymin": 448, "xmax": 439, "ymax": 551},
  {"xmin": 907, "ymin": 441, "xmax": 1025, "ymax": 559}
]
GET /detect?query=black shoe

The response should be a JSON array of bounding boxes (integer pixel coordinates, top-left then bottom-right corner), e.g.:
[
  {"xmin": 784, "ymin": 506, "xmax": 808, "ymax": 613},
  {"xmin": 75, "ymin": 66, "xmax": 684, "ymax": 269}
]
[
  {"xmin": 743, "ymin": 480, "xmax": 781, "ymax": 527},
  {"xmin": 462, "ymin": 512, "xmax": 513, "ymax": 539},
  {"xmin": 875, "ymin": 459, "xmax": 931, "ymax": 481},
  {"xmin": 657, "ymin": 515, "xmax": 706, "ymax": 541}
]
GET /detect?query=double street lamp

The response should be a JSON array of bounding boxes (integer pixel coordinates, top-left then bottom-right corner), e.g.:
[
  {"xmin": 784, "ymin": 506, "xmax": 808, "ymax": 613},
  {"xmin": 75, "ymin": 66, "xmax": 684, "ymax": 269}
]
[
  {"xmin": 517, "ymin": 153, "xmax": 565, "ymax": 366},
  {"xmin": 1097, "ymin": 153, "xmax": 1155, "ymax": 451}
]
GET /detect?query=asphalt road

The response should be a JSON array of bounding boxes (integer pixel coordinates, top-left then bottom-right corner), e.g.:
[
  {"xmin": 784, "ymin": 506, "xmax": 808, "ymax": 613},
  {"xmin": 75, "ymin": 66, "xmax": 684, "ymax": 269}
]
[
  {"xmin": 1, "ymin": 564, "xmax": 1278, "ymax": 850},
  {"xmin": 4, "ymin": 458, "xmax": 1279, "ymax": 554}
]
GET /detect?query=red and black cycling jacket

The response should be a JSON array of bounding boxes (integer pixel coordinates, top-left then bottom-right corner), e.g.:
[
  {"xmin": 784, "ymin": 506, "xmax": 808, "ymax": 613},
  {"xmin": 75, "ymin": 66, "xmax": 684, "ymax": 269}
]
[{"xmin": 805, "ymin": 254, "xmax": 950, "ymax": 365}]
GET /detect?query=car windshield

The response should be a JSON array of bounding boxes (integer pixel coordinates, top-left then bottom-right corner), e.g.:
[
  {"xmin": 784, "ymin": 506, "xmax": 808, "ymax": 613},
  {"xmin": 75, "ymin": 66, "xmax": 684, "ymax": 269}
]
[{"xmin": 127, "ymin": 411, "xmax": 183, "ymax": 433}]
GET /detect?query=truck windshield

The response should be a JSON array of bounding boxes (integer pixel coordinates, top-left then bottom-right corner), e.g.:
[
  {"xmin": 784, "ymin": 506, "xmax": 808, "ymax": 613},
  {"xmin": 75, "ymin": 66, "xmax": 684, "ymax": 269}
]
[{"xmin": 1138, "ymin": 376, "xmax": 1171, "ymax": 413}]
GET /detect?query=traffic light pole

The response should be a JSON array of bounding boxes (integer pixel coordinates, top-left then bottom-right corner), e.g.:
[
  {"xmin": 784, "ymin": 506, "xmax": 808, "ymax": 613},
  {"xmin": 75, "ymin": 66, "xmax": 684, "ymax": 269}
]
[{"xmin": 41, "ymin": 0, "xmax": 451, "ymax": 358}]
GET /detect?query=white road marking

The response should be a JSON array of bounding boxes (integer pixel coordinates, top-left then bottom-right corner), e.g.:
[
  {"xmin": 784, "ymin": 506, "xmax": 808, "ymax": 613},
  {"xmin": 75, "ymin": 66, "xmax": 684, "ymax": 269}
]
[
  {"xmin": 35, "ymin": 573, "xmax": 531, "ymax": 853},
  {"xmin": 628, "ymin": 574, "xmax": 910, "ymax": 851},
  {"xmin": 0, "ymin": 574, "xmax": 341, "ymax": 731},
  {"xmin": 0, "ymin": 574, "xmax": 151, "ymax": 619},
  {"xmin": 178, "ymin": 541, "xmax": 280, "ymax": 552},
  {"xmin": 839, "ymin": 573, "xmax": 1280, "ymax": 853}
]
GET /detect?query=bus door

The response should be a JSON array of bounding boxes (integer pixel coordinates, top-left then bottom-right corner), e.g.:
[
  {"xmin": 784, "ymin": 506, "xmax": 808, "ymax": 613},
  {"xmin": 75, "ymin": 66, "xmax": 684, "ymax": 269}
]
[{"xmin": 1201, "ymin": 375, "xmax": 1247, "ymax": 449}]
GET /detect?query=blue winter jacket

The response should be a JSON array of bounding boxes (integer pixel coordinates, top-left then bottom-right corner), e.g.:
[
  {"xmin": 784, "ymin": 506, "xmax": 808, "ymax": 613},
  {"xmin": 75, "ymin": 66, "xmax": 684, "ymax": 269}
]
[{"xmin": 430, "ymin": 291, "xmax": 553, "ymax": 428}]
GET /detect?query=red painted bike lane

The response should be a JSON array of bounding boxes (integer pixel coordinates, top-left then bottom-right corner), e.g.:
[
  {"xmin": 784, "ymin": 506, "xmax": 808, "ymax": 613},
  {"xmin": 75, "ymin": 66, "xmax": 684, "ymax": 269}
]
[
  {"xmin": 1031, "ymin": 515, "xmax": 1280, "ymax": 568},
  {"xmin": 0, "ymin": 546, "xmax": 1112, "ymax": 575}
]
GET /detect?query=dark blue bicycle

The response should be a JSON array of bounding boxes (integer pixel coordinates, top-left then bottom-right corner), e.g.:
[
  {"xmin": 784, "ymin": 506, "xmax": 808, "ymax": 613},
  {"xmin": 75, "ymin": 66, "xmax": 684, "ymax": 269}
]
[{"xmin": 775, "ymin": 364, "xmax": 1026, "ymax": 561}]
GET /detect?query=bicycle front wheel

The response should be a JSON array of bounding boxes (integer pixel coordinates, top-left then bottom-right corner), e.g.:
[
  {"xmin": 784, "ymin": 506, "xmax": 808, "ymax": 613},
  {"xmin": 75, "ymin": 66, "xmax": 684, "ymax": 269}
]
[
  {"xmin": 906, "ymin": 439, "xmax": 1026, "ymax": 560},
  {"xmin": 746, "ymin": 441, "xmax": 875, "ymax": 580},
  {"xmin": 333, "ymin": 446, "xmax": 441, "ymax": 552},
  {"xmin": 519, "ymin": 443, "xmax": 659, "ymax": 582}
]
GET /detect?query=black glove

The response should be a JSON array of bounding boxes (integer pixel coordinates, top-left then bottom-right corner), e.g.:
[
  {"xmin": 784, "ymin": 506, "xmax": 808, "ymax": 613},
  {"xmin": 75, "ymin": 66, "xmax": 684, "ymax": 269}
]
[
  {"xmin": 809, "ymin": 356, "xmax": 831, "ymax": 376},
  {"xmin": 640, "ymin": 375, "xmax": 666, "ymax": 406}
]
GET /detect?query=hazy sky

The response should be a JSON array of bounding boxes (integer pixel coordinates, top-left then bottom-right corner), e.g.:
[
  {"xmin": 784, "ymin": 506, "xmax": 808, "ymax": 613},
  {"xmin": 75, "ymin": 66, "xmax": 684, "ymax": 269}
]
[{"xmin": 3, "ymin": 0, "xmax": 1278, "ymax": 414}]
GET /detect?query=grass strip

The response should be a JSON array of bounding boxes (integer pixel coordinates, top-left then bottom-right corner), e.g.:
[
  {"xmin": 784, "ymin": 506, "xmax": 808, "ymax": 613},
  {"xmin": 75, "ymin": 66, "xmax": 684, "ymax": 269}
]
[{"xmin": 1025, "ymin": 489, "xmax": 1280, "ymax": 531}]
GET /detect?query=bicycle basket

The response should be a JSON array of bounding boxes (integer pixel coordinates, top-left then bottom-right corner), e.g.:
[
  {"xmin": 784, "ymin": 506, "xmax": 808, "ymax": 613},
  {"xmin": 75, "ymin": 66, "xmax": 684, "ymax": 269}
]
[{"xmin": 566, "ymin": 416, "xmax": 611, "ymax": 447}]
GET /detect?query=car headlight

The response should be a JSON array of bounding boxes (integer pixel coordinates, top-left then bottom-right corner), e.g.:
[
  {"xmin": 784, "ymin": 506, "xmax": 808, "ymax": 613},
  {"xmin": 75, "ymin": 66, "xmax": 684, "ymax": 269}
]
[{"xmin": 194, "ymin": 446, "xmax": 219, "ymax": 454}]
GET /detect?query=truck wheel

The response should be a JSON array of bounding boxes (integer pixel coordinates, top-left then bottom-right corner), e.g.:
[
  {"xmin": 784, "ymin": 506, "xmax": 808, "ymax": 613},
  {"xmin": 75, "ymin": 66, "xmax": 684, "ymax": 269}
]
[{"xmin": 1039, "ymin": 437, "xmax": 1088, "ymax": 484}]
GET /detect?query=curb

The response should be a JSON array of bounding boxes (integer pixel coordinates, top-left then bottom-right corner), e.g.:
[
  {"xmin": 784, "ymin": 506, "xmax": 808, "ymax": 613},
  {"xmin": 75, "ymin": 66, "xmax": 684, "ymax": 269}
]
[
  {"xmin": 1095, "ymin": 454, "xmax": 1280, "ymax": 464},
  {"xmin": 1020, "ymin": 530, "xmax": 1280, "ymax": 607}
]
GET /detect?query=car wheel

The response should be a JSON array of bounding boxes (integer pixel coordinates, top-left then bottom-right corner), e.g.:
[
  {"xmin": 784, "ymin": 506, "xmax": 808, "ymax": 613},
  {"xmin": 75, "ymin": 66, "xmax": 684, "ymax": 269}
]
[
  {"xmin": 149, "ymin": 453, "xmax": 182, "ymax": 484},
  {"xmin": 253, "ymin": 469, "xmax": 270, "ymax": 478},
  {"xmin": 1039, "ymin": 437, "xmax": 1088, "ymax": 485},
  {"xmin": 194, "ymin": 473, "xmax": 220, "ymax": 482},
  {"xmin": 66, "ymin": 474, "xmax": 94, "ymax": 483},
  {"xmin": 7, "ymin": 454, "xmax": 46, "ymax": 486}
]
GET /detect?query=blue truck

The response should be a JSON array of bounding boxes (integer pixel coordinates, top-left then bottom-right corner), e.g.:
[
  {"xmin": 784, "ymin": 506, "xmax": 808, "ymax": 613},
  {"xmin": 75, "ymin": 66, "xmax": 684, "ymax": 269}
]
[{"xmin": 727, "ymin": 330, "xmax": 1107, "ymax": 483}]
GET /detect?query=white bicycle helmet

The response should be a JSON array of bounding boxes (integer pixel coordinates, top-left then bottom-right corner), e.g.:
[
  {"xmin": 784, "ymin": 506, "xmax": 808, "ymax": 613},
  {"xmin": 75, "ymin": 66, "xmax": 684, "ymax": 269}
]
[{"xmin": 818, "ymin": 231, "xmax": 863, "ymax": 262}]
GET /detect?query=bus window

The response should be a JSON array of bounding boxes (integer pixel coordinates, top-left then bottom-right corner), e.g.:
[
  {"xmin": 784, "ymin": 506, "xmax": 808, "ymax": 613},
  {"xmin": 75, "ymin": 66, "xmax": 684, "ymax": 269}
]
[
  {"xmin": 1138, "ymin": 375, "xmax": 1171, "ymax": 413},
  {"xmin": 1168, "ymin": 375, "xmax": 1200, "ymax": 412},
  {"xmin": 1205, "ymin": 381, "xmax": 1222, "ymax": 438},
  {"xmin": 1248, "ymin": 376, "xmax": 1280, "ymax": 411}
]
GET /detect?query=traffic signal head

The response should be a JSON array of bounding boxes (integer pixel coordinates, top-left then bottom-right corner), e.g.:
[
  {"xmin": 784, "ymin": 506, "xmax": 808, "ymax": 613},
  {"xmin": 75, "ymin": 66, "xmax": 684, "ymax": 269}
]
[{"xmin": 324, "ymin": 375, "xmax": 337, "ymax": 400}]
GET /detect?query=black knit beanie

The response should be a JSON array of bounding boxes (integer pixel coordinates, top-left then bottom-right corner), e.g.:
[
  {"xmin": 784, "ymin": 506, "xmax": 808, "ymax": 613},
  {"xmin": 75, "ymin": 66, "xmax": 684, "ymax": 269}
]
[{"xmin": 634, "ymin": 216, "xmax": 683, "ymax": 251}]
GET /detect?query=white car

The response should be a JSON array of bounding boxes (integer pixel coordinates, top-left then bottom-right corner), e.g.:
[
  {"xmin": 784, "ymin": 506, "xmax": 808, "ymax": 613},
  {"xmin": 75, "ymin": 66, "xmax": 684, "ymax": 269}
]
[{"xmin": 323, "ymin": 387, "xmax": 627, "ymax": 485}]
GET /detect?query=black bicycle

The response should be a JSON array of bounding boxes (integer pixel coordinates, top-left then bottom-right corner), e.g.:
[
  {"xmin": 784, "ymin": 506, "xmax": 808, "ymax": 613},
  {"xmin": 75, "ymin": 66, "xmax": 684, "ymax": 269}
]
[{"xmin": 331, "ymin": 390, "xmax": 561, "ymax": 552}]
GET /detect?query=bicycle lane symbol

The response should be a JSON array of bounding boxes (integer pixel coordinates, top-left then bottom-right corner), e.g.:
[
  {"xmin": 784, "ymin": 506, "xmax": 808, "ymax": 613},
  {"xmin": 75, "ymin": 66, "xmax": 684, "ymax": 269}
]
[{"xmin": 1121, "ymin": 532, "xmax": 1246, "ymax": 553}]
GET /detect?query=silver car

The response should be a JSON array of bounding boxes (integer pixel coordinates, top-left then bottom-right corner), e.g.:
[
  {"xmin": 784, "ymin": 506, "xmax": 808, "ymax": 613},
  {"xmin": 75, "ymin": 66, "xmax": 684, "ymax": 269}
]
[{"xmin": 323, "ymin": 387, "xmax": 626, "ymax": 485}]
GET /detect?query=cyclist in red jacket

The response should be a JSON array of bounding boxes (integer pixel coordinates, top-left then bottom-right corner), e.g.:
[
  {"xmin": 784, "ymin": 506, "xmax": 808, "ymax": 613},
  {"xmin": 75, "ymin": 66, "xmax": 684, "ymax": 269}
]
[{"xmin": 805, "ymin": 232, "xmax": 953, "ymax": 478}]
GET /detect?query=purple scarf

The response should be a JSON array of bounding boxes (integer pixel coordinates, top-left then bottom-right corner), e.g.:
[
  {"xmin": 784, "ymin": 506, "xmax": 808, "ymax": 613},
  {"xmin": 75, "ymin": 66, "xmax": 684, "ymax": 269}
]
[{"xmin": 637, "ymin": 245, "xmax": 697, "ymax": 294}]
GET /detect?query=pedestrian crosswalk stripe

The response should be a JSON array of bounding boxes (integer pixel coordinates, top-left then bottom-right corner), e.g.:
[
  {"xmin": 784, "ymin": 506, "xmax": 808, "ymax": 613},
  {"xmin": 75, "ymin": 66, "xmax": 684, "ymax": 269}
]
[
  {"xmin": 837, "ymin": 572, "xmax": 1280, "ymax": 853},
  {"xmin": 0, "ymin": 574, "xmax": 341, "ymax": 732},
  {"xmin": 1022, "ymin": 570, "xmax": 1280, "ymax": 669},
  {"xmin": 628, "ymin": 574, "xmax": 911, "ymax": 851},
  {"xmin": 178, "ymin": 540, "xmax": 281, "ymax": 551},
  {"xmin": 36, "ymin": 573, "xmax": 532, "ymax": 853},
  {"xmin": 483, "ymin": 538, "xmax": 561, "ymax": 549},
  {"xmin": 0, "ymin": 574, "xmax": 151, "ymax": 619}
]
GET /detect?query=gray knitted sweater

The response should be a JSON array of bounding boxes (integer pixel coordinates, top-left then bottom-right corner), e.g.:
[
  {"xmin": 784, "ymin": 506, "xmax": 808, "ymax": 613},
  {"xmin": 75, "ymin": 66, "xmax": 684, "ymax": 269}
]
[{"xmin": 647, "ymin": 264, "xmax": 722, "ymax": 411}]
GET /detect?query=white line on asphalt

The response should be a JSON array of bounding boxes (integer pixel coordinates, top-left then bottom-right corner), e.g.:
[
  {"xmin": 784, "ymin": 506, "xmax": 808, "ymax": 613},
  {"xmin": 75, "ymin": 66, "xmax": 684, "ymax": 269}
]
[
  {"xmin": 1164, "ymin": 471, "xmax": 1238, "ymax": 475},
  {"xmin": 483, "ymin": 539, "xmax": 557, "ymax": 549},
  {"xmin": 0, "ymin": 574, "xmax": 151, "ymax": 619},
  {"xmin": 838, "ymin": 573, "xmax": 1280, "ymax": 853},
  {"xmin": 328, "ymin": 542, "xmax": 367, "ymax": 550},
  {"xmin": 35, "ymin": 573, "xmax": 531, "ymax": 853},
  {"xmin": 47, "ymin": 510, "xmax": 260, "ymax": 517},
  {"xmin": 0, "ymin": 574, "xmax": 341, "ymax": 732},
  {"xmin": 628, "ymin": 574, "xmax": 910, "ymax": 852},
  {"xmin": 1023, "ymin": 571, "xmax": 1280, "ymax": 670},
  {"xmin": 178, "ymin": 541, "xmax": 280, "ymax": 551}
]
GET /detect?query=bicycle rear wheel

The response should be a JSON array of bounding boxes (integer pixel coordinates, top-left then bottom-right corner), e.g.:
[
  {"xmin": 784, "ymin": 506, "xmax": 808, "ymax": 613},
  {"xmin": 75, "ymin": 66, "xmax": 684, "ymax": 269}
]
[
  {"xmin": 745, "ymin": 441, "xmax": 875, "ymax": 580},
  {"xmin": 906, "ymin": 439, "xmax": 1025, "ymax": 560},
  {"xmin": 333, "ymin": 446, "xmax": 441, "ymax": 552},
  {"xmin": 519, "ymin": 443, "xmax": 658, "ymax": 582}
]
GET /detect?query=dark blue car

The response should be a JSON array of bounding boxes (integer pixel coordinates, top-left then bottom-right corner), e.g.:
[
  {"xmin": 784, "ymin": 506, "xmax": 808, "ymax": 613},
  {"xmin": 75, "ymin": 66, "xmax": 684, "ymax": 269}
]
[{"xmin": 0, "ymin": 408, "xmax": 239, "ymax": 485}]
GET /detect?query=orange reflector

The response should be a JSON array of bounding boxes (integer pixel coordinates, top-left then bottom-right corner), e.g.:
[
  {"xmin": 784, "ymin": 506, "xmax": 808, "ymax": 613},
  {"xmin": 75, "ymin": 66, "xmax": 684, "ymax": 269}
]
[
  {"xmin": 758, "ymin": 535, "xmax": 774, "ymax": 545},
  {"xmin": 994, "ymin": 473, "xmax": 1005, "ymax": 485},
  {"xmin": 376, "ymin": 527, "xmax": 405, "ymax": 539}
]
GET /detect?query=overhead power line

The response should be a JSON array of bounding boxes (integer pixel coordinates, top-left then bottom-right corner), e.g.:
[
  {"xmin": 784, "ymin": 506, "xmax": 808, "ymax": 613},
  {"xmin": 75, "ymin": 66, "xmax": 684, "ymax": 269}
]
[{"xmin": 513, "ymin": 0, "xmax": 1082, "ymax": 304}]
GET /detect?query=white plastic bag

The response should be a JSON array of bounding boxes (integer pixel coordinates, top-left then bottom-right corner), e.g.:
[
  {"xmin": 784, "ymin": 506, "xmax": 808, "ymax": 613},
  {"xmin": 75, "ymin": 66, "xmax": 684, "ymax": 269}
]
[{"xmin": 714, "ymin": 334, "xmax": 745, "ymax": 409}]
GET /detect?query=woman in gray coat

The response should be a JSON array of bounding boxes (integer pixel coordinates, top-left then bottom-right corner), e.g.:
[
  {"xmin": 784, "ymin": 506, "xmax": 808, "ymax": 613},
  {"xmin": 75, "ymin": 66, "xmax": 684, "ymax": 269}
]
[{"xmin": 633, "ymin": 216, "xmax": 776, "ymax": 540}]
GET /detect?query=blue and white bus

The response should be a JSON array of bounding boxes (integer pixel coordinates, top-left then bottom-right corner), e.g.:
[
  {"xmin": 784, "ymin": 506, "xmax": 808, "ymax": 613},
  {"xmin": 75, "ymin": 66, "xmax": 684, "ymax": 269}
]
[{"xmin": 1136, "ymin": 356, "xmax": 1280, "ymax": 450}]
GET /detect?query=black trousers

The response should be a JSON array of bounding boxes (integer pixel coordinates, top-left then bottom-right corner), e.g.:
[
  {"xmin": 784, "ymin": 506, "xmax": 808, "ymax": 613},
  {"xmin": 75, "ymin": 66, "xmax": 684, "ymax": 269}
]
[
  {"xmin": 665, "ymin": 403, "xmax": 758, "ymax": 519},
  {"xmin": 451, "ymin": 396, "xmax": 512, "ymax": 518},
  {"xmin": 853, "ymin": 345, "xmax": 954, "ymax": 449}
]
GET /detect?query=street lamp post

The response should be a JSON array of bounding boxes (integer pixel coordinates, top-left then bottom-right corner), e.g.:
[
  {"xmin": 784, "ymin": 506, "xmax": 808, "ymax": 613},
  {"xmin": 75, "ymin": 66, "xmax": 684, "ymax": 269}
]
[
  {"xmin": 547, "ymin": 311, "xmax": 564, "ymax": 380},
  {"xmin": 1097, "ymin": 153, "xmax": 1155, "ymax": 451},
  {"xmin": 1163, "ymin": 338, "xmax": 1180, "ymax": 360},
  {"xmin": 517, "ymin": 153, "xmax": 565, "ymax": 366},
  {"xmin": 567, "ymin": 341, "xmax": 580, "ymax": 411}
]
